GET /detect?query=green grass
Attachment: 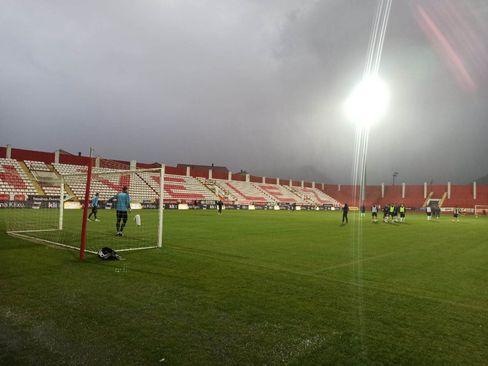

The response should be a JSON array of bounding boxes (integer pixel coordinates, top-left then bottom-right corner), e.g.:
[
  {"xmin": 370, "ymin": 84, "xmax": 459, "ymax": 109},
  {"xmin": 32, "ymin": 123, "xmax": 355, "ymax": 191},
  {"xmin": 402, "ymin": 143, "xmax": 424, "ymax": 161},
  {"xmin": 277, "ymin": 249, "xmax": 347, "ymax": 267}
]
[{"xmin": 1, "ymin": 210, "xmax": 487, "ymax": 365}]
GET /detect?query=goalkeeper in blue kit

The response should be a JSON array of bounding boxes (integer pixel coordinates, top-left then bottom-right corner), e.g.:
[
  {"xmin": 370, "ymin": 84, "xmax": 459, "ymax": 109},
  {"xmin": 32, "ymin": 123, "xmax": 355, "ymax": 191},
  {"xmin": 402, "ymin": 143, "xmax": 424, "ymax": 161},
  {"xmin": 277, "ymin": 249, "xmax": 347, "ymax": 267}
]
[
  {"xmin": 112, "ymin": 186, "xmax": 131, "ymax": 236},
  {"xmin": 88, "ymin": 193, "xmax": 100, "ymax": 222}
]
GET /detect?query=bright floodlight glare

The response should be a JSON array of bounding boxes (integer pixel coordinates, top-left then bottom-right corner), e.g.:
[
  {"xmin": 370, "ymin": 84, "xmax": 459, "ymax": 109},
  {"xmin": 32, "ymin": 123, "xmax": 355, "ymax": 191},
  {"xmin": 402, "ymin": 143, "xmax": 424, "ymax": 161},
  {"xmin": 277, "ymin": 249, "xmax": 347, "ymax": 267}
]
[{"xmin": 344, "ymin": 75, "xmax": 390, "ymax": 128}]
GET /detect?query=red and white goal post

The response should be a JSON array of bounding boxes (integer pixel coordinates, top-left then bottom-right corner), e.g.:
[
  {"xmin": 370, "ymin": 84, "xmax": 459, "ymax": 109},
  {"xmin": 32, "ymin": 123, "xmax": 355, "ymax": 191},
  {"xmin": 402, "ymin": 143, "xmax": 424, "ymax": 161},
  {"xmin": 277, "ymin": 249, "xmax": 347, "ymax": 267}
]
[
  {"xmin": 6, "ymin": 165, "xmax": 165, "ymax": 259},
  {"xmin": 474, "ymin": 205, "xmax": 488, "ymax": 217}
]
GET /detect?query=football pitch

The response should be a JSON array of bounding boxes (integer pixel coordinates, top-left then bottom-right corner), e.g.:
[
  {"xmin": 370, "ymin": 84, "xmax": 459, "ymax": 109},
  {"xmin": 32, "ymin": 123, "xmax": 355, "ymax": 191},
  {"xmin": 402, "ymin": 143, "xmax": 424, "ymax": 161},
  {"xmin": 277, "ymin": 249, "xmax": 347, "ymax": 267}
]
[{"xmin": 1, "ymin": 209, "xmax": 487, "ymax": 365}]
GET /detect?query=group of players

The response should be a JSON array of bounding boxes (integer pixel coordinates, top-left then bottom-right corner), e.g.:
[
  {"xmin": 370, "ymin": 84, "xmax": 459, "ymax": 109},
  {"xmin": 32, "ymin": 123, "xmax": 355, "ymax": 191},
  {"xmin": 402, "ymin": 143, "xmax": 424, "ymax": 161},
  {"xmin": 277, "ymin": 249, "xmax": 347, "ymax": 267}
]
[
  {"xmin": 356, "ymin": 203, "xmax": 406, "ymax": 223},
  {"xmin": 87, "ymin": 187, "xmax": 131, "ymax": 236},
  {"xmin": 342, "ymin": 203, "xmax": 461, "ymax": 223}
]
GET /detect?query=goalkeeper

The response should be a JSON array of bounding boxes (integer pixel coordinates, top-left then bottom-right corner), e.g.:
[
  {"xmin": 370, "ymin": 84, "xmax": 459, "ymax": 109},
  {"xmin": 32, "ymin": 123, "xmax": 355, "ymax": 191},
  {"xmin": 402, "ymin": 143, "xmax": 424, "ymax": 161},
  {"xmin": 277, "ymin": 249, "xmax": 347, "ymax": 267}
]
[
  {"xmin": 112, "ymin": 186, "xmax": 131, "ymax": 236},
  {"xmin": 88, "ymin": 192, "xmax": 100, "ymax": 221}
]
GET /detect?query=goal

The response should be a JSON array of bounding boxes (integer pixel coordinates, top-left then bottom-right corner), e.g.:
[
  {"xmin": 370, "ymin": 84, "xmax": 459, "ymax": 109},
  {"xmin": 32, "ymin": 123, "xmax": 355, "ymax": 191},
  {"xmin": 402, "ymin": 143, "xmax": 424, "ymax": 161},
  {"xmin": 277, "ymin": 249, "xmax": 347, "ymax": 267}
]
[
  {"xmin": 474, "ymin": 205, "xmax": 488, "ymax": 217},
  {"xmin": 6, "ymin": 165, "xmax": 165, "ymax": 259}
]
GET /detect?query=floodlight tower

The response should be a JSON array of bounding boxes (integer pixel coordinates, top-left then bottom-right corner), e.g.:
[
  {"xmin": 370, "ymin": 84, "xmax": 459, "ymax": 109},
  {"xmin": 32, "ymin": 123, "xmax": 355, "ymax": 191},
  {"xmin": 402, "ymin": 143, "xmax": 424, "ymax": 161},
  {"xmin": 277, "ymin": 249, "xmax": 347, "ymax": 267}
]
[{"xmin": 392, "ymin": 171, "xmax": 399, "ymax": 186}]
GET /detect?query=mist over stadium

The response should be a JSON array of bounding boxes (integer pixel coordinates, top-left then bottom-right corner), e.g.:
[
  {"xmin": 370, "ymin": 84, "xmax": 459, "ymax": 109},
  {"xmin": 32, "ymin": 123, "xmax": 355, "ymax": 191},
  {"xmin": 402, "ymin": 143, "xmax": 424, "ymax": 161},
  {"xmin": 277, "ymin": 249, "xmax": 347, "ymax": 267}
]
[
  {"xmin": 1, "ymin": 1, "xmax": 488, "ymax": 365},
  {"xmin": 2, "ymin": 0, "xmax": 488, "ymax": 184}
]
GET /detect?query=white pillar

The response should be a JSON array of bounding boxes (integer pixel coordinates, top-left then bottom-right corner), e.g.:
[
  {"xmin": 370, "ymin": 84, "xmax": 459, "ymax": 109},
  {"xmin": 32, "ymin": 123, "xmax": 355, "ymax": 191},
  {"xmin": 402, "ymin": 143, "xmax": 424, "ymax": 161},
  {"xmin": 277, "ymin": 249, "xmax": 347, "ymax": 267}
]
[
  {"xmin": 54, "ymin": 150, "xmax": 60, "ymax": 164},
  {"xmin": 6, "ymin": 144, "xmax": 11, "ymax": 159},
  {"xmin": 276, "ymin": 178, "xmax": 280, "ymax": 185},
  {"xmin": 208, "ymin": 169, "xmax": 212, "ymax": 179},
  {"xmin": 473, "ymin": 181, "xmax": 477, "ymax": 200},
  {"xmin": 381, "ymin": 182, "xmax": 385, "ymax": 198},
  {"xmin": 95, "ymin": 157, "xmax": 100, "ymax": 168},
  {"xmin": 246, "ymin": 174, "xmax": 250, "ymax": 182},
  {"xmin": 58, "ymin": 177, "xmax": 64, "ymax": 230},
  {"xmin": 447, "ymin": 181, "xmax": 451, "ymax": 199},
  {"xmin": 338, "ymin": 184, "xmax": 341, "ymax": 191},
  {"xmin": 402, "ymin": 182, "xmax": 406, "ymax": 198},
  {"xmin": 289, "ymin": 179, "xmax": 292, "ymax": 186},
  {"xmin": 301, "ymin": 180, "xmax": 304, "ymax": 188},
  {"xmin": 262, "ymin": 176, "xmax": 266, "ymax": 183},
  {"xmin": 130, "ymin": 160, "xmax": 136, "ymax": 170},
  {"xmin": 424, "ymin": 182, "xmax": 427, "ymax": 198},
  {"xmin": 228, "ymin": 171, "xmax": 232, "ymax": 181},
  {"xmin": 158, "ymin": 164, "xmax": 165, "ymax": 248},
  {"xmin": 186, "ymin": 166, "xmax": 190, "ymax": 177},
  {"xmin": 312, "ymin": 181, "xmax": 315, "ymax": 188}
]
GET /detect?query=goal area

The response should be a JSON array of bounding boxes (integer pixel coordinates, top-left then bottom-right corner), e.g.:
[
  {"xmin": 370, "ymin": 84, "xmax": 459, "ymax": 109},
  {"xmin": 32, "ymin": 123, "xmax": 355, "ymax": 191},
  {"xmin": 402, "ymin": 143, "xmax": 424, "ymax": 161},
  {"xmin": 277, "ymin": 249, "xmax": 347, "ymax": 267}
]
[{"xmin": 5, "ymin": 166, "xmax": 164, "ymax": 258}]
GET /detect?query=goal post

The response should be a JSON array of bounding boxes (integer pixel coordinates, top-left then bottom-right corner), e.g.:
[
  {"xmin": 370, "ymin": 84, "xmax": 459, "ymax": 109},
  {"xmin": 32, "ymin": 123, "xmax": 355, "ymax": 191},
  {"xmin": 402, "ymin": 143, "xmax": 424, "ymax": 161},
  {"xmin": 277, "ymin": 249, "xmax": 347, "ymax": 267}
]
[
  {"xmin": 158, "ymin": 164, "xmax": 165, "ymax": 248},
  {"xmin": 474, "ymin": 205, "xmax": 488, "ymax": 217},
  {"xmin": 79, "ymin": 153, "xmax": 93, "ymax": 260},
  {"xmin": 6, "ymin": 165, "xmax": 165, "ymax": 258}
]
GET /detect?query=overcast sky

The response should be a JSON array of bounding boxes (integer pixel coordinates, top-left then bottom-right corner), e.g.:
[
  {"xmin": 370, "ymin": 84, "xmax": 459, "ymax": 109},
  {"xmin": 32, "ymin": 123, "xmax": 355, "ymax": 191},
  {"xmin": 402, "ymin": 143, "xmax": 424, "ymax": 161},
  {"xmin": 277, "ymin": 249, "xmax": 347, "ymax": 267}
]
[{"xmin": 1, "ymin": 0, "xmax": 488, "ymax": 184}]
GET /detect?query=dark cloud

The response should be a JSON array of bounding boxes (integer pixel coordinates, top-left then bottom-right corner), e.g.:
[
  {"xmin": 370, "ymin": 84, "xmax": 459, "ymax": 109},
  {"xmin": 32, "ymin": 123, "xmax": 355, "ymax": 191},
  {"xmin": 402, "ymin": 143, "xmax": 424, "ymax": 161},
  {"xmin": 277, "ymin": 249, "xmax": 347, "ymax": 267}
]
[{"xmin": 1, "ymin": 0, "xmax": 487, "ymax": 184}]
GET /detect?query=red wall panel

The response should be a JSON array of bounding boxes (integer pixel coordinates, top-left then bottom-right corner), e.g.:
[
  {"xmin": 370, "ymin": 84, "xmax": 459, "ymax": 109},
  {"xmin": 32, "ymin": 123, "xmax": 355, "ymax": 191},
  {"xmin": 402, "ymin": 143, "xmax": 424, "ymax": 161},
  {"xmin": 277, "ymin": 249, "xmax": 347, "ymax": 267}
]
[
  {"xmin": 11, "ymin": 148, "xmax": 54, "ymax": 163},
  {"xmin": 250, "ymin": 175, "xmax": 262, "ymax": 183},
  {"xmin": 190, "ymin": 167, "xmax": 209, "ymax": 179},
  {"xmin": 212, "ymin": 170, "xmax": 228, "ymax": 180},
  {"xmin": 231, "ymin": 173, "xmax": 246, "ymax": 181},
  {"xmin": 165, "ymin": 165, "xmax": 187, "ymax": 175}
]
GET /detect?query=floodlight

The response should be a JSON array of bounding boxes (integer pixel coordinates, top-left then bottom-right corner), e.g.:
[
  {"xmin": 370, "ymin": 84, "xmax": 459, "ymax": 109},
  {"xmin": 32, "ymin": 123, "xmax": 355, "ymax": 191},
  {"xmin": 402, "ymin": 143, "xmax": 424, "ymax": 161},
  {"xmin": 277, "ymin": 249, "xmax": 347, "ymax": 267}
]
[{"xmin": 343, "ymin": 75, "xmax": 390, "ymax": 128}]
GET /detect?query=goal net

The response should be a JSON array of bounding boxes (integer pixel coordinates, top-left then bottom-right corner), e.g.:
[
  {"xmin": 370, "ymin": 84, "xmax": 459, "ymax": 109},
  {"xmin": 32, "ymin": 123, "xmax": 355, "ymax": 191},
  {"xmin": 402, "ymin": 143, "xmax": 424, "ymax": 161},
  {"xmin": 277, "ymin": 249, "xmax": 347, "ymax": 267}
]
[
  {"xmin": 474, "ymin": 205, "xmax": 488, "ymax": 217},
  {"xmin": 6, "ymin": 165, "xmax": 164, "ymax": 258}
]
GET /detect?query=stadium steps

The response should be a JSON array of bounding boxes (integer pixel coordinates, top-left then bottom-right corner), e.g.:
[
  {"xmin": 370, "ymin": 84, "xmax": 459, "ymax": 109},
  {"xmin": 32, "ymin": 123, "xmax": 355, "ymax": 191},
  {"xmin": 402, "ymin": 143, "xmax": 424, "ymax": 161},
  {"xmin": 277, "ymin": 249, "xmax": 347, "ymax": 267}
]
[
  {"xmin": 18, "ymin": 161, "xmax": 44, "ymax": 195},
  {"xmin": 48, "ymin": 164, "xmax": 77, "ymax": 200},
  {"xmin": 193, "ymin": 177, "xmax": 218, "ymax": 201},
  {"xmin": 252, "ymin": 184, "xmax": 279, "ymax": 203},
  {"xmin": 63, "ymin": 181, "xmax": 77, "ymax": 201},
  {"xmin": 439, "ymin": 192, "xmax": 447, "ymax": 207},
  {"xmin": 136, "ymin": 172, "xmax": 159, "ymax": 195},
  {"xmin": 202, "ymin": 178, "xmax": 237, "ymax": 202},
  {"xmin": 283, "ymin": 185, "xmax": 313, "ymax": 205},
  {"xmin": 422, "ymin": 192, "xmax": 433, "ymax": 207}
]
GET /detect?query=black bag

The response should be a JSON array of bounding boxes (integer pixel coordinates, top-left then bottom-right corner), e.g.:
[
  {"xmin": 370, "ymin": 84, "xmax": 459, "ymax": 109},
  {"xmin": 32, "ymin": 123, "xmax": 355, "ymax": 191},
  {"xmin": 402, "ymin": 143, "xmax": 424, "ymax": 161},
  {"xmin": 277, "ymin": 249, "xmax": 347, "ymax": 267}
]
[{"xmin": 98, "ymin": 247, "xmax": 120, "ymax": 260}]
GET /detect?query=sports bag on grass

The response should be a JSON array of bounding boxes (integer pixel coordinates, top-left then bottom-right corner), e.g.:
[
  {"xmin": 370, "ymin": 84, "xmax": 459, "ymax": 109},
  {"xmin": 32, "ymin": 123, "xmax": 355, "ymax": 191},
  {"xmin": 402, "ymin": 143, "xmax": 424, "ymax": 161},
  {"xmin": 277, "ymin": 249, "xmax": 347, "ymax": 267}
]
[{"xmin": 98, "ymin": 247, "xmax": 121, "ymax": 260}]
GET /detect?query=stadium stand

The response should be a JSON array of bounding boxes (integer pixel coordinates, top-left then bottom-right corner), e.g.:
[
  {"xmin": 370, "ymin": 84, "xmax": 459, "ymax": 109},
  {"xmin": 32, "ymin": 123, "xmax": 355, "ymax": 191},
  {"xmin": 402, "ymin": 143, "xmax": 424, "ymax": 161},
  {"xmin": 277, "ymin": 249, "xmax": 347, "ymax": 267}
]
[
  {"xmin": 254, "ymin": 183, "xmax": 305, "ymax": 204},
  {"xmin": 213, "ymin": 179, "xmax": 271, "ymax": 205},
  {"xmin": 2, "ymin": 145, "xmax": 488, "ymax": 209},
  {"xmin": 24, "ymin": 160, "xmax": 61, "ymax": 196},
  {"xmin": 290, "ymin": 186, "xmax": 341, "ymax": 206},
  {"xmin": 53, "ymin": 163, "xmax": 126, "ymax": 201},
  {"xmin": 363, "ymin": 185, "xmax": 382, "ymax": 207},
  {"xmin": 141, "ymin": 173, "xmax": 218, "ymax": 202},
  {"xmin": 0, "ymin": 158, "xmax": 37, "ymax": 200},
  {"xmin": 323, "ymin": 185, "xmax": 355, "ymax": 205},
  {"xmin": 199, "ymin": 178, "xmax": 238, "ymax": 204},
  {"xmin": 443, "ymin": 185, "xmax": 474, "ymax": 208}
]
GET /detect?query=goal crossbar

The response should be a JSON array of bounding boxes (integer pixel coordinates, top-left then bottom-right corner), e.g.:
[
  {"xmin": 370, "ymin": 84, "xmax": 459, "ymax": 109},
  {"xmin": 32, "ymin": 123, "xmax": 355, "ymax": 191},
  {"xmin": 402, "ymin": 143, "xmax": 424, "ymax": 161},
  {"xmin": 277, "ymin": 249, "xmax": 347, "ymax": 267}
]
[{"xmin": 61, "ymin": 167, "xmax": 164, "ymax": 178}]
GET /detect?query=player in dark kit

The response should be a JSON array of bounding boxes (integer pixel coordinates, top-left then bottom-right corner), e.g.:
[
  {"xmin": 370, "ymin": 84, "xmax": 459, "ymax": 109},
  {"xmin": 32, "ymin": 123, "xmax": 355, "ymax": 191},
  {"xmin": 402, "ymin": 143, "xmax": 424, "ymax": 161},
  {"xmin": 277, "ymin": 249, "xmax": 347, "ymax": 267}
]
[
  {"xmin": 112, "ymin": 186, "xmax": 131, "ymax": 236},
  {"xmin": 452, "ymin": 206, "xmax": 460, "ymax": 222},
  {"xmin": 360, "ymin": 204, "xmax": 366, "ymax": 217},
  {"xmin": 342, "ymin": 203, "xmax": 349, "ymax": 224},
  {"xmin": 88, "ymin": 192, "xmax": 100, "ymax": 222},
  {"xmin": 216, "ymin": 200, "xmax": 223, "ymax": 215},
  {"xmin": 383, "ymin": 205, "xmax": 389, "ymax": 222}
]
